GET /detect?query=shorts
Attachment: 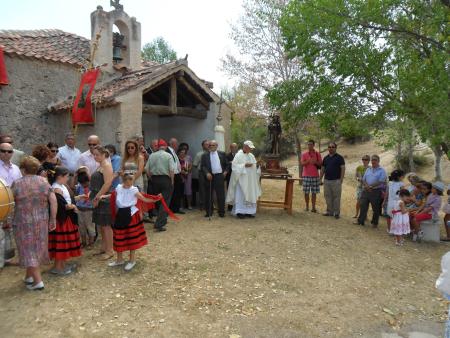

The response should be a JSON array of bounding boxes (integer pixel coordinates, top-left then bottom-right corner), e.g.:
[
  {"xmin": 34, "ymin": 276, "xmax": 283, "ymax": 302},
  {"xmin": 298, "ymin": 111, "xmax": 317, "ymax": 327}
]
[
  {"xmin": 356, "ymin": 186, "xmax": 363, "ymax": 200},
  {"xmin": 78, "ymin": 210, "xmax": 96, "ymax": 237},
  {"xmin": 302, "ymin": 176, "xmax": 320, "ymax": 194}
]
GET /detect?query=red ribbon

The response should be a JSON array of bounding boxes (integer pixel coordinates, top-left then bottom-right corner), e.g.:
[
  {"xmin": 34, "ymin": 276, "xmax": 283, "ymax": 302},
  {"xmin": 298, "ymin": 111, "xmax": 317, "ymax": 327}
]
[{"xmin": 110, "ymin": 191, "xmax": 180, "ymax": 222}]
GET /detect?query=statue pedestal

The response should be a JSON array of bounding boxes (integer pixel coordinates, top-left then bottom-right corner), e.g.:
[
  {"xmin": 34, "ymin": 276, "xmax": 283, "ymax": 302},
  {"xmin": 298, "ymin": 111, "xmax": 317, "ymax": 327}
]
[
  {"xmin": 214, "ymin": 125, "xmax": 225, "ymax": 152},
  {"xmin": 261, "ymin": 154, "xmax": 289, "ymax": 177}
]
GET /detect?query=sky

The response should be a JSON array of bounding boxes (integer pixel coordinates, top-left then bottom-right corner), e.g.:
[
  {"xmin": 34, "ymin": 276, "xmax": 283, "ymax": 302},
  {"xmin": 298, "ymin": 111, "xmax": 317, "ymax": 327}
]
[{"xmin": 1, "ymin": 0, "xmax": 243, "ymax": 91}]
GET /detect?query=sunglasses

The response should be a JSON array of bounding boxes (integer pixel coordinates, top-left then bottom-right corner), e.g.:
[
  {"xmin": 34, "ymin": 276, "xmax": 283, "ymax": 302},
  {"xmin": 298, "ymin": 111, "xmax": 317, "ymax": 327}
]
[
  {"xmin": 88, "ymin": 143, "xmax": 98, "ymax": 147},
  {"xmin": 209, "ymin": 144, "xmax": 218, "ymax": 147},
  {"xmin": 51, "ymin": 149, "xmax": 59, "ymax": 153},
  {"xmin": 0, "ymin": 149, "xmax": 13, "ymax": 154},
  {"xmin": 362, "ymin": 158, "xmax": 369, "ymax": 161}
]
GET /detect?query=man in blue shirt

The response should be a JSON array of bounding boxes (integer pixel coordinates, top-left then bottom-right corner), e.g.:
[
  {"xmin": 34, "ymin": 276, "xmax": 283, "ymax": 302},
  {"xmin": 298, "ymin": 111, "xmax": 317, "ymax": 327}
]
[
  {"xmin": 355, "ymin": 154, "xmax": 387, "ymax": 227},
  {"xmin": 320, "ymin": 142, "xmax": 345, "ymax": 219}
]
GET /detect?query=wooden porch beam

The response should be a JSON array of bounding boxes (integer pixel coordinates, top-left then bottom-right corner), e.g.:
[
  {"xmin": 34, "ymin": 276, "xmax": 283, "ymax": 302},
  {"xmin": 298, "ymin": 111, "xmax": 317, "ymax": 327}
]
[
  {"xmin": 142, "ymin": 104, "xmax": 207, "ymax": 119},
  {"xmin": 176, "ymin": 76, "xmax": 210, "ymax": 109},
  {"xmin": 170, "ymin": 77, "xmax": 177, "ymax": 114}
]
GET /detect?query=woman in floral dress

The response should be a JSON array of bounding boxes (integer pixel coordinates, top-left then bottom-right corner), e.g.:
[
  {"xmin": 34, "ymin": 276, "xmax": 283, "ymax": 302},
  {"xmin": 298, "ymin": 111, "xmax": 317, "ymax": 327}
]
[{"xmin": 12, "ymin": 156, "xmax": 57, "ymax": 290}]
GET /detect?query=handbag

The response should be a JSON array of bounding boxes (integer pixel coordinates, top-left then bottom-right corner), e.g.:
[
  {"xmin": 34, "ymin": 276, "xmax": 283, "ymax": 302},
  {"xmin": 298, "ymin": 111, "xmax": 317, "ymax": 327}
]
[{"xmin": 4, "ymin": 228, "xmax": 15, "ymax": 260}]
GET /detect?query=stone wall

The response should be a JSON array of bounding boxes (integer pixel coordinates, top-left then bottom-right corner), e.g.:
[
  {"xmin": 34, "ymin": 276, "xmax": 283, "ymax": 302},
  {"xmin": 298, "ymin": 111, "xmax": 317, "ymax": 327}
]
[
  {"xmin": 0, "ymin": 55, "xmax": 80, "ymax": 153},
  {"xmin": 51, "ymin": 105, "xmax": 121, "ymax": 153}
]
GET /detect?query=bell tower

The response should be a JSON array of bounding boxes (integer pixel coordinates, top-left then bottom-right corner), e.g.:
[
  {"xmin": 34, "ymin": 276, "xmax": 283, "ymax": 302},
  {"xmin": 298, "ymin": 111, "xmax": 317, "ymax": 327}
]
[{"xmin": 90, "ymin": 1, "xmax": 141, "ymax": 73}]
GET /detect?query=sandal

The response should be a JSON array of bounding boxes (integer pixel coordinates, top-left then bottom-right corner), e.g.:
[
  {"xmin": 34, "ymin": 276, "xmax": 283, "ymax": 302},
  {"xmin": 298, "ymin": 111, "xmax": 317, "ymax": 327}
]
[
  {"xmin": 92, "ymin": 251, "xmax": 106, "ymax": 256},
  {"xmin": 100, "ymin": 252, "xmax": 114, "ymax": 261}
]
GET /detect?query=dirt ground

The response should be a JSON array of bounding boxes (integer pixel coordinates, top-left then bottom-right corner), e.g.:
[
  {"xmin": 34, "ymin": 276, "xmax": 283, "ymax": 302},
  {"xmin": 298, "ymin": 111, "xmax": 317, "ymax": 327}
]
[{"xmin": 0, "ymin": 141, "xmax": 449, "ymax": 337}]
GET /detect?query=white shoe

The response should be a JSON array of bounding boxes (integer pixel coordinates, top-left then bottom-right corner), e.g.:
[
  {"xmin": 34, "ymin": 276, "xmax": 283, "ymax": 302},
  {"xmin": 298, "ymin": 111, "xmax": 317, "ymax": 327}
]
[
  {"xmin": 417, "ymin": 231, "xmax": 424, "ymax": 243},
  {"xmin": 108, "ymin": 261, "xmax": 125, "ymax": 267},
  {"xmin": 124, "ymin": 261, "xmax": 136, "ymax": 271},
  {"xmin": 23, "ymin": 277, "xmax": 34, "ymax": 285},
  {"xmin": 26, "ymin": 281, "xmax": 44, "ymax": 291}
]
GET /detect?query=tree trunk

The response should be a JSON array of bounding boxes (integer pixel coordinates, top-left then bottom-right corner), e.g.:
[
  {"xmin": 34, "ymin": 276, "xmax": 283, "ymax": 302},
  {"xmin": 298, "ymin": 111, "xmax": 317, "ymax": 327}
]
[
  {"xmin": 407, "ymin": 138, "xmax": 415, "ymax": 172},
  {"xmin": 396, "ymin": 139, "xmax": 403, "ymax": 169},
  {"xmin": 295, "ymin": 131, "xmax": 302, "ymax": 180},
  {"xmin": 432, "ymin": 145, "xmax": 443, "ymax": 181}
]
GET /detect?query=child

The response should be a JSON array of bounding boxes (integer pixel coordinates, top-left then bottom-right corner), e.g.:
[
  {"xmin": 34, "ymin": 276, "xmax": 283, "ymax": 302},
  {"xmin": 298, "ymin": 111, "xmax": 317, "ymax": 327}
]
[
  {"xmin": 385, "ymin": 169, "xmax": 405, "ymax": 232},
  {"xmin": 106, "ymin": 174, "xmax": 159, "ymax": 271},
  {"xmin": 410, "ymin": 181, "xmax": 443, "ymax": 242},
  {"xmin": 443, "ymin": 185, "xmax": 450, "ymax": 241},
  {"xmin": 74, "ymin": 171, "xmax": 95, "ymax": 248},
  {"xmin": 436, "ymin": 251, "xmax": 450, "ymax": 336},
  {"xmin": 389, "ymin": 189, "xmax": 411, "ymax": 245},
  {"xmin": 49, "ymin": 166, "xmax": 81, "ymax": 275}
]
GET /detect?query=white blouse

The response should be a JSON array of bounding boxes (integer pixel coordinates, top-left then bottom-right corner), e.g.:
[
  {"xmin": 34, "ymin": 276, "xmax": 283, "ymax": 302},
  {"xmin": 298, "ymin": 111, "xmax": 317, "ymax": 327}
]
[
  {"xmin": 52, "ymin": 182, "xmax": 72, "ymax": 204},
  {"xmin": 116, "ymin": 184, "xmax": 139, "ymax": 215}
]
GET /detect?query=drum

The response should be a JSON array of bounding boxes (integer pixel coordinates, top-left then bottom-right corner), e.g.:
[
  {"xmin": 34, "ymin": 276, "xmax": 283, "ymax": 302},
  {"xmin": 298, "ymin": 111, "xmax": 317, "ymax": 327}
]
[{"xmin": 0, "ymin": 178, "xmax": 14, "ymax": 222}]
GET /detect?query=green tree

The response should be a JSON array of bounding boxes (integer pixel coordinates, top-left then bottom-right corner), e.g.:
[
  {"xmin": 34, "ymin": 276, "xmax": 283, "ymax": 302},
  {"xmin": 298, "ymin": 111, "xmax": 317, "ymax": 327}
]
[
  {"xmin": 269, "ymin": 0, "xmax": 449, "ymax": 179},
  {"xmin": 222, "ymin": 83, "xmax": 267, "ymax": 156},
  {"xmin": 141, "ymin": 37, "xmax": 177, "ymax": 64}
]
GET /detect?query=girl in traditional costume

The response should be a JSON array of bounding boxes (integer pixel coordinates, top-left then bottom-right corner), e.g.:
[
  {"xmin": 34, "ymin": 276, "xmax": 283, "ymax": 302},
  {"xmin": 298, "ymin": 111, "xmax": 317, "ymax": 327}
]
[
  {"xmin": 106, "ymin": 174, "xmax": 172, "ymax": 271},
  {"xmin": 49, "ymin": 166, "xmax": 81, "ymax": 275}
]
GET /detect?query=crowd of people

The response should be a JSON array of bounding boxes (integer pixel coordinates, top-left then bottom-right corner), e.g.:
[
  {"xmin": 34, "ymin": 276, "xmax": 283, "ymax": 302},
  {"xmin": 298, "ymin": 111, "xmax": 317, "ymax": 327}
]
[
  {"xmin": 0, "ymin": 133, "xmax": 261, "ymax": 290},
  {"xmin": 301, "ymin": 139, "xmax": 449, "ymax": 246},
  {"xmin": 0, "ymin": 133, "xmax": 448, "ymax": 292}
]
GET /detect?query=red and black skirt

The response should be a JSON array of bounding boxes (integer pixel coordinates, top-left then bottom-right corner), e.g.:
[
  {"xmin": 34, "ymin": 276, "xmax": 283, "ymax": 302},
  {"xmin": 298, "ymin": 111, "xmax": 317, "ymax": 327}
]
[
  {"xmin": 113, "ymin": 211, "xmax": 148, "ymax": 252},
  {"xmin": 48, "ymin": 217, "xmax": 82, "ymax": 260}
]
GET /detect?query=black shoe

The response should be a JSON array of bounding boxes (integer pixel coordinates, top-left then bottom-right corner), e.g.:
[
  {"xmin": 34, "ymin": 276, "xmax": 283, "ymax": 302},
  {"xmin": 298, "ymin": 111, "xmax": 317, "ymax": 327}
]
[
  {"xmin": 227, "ymin": 205, "xmax": 233, "ymax": 211},
  {"xmin": 237, "ymin": 213, "xmax": 246, "ymax": 219},
  {"xmin": 334, "ymin": 215, "xmax": 340, "ymax": 219},
  {"xmin": 176, "ymin": 210, "xmax": 186, "ymax": 215},
  {"xmin": 322, "ymin": 213, "xmax": 332, "ymax": 216},
  {"xmin": 155, "ymin": 227, "xmax": 167, "ymax": 232},
  {"xmin": 246, "ymin": 214, "xmax": 255, "ymax": 218},
  {"xmin": 204, "ymin": 214, "xmax": 212, "ymax": 218},
  {"xmin": 219, "ymin": 214, "xmax": 225, "ymax": 218}
]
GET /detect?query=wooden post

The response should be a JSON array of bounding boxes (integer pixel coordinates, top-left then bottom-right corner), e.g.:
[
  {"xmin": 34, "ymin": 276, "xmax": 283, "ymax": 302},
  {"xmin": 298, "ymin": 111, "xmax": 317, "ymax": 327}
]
[{"xmin": 170, "ymin": 77, "xmax": 177, "ymax": 115}]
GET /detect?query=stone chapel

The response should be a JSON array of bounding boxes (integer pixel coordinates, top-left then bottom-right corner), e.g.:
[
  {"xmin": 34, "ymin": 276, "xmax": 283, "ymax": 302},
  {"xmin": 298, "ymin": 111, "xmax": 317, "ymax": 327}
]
[{"xmin": 0, "ymin": 3, "xmax": 231, "ymax": 155}]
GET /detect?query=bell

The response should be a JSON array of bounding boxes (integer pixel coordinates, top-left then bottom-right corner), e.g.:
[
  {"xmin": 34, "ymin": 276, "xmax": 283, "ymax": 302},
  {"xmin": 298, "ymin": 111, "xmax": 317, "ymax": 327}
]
[{"xmin": 113, "ymin": 46, "xmax": 123, "ymax": 62}]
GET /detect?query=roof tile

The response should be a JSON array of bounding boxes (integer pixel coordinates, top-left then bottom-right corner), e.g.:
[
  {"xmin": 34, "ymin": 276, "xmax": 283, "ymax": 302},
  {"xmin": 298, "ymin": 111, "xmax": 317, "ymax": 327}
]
[{"xmin": 0, "ymin": 29, "xmax": 90, "ymax": 67}]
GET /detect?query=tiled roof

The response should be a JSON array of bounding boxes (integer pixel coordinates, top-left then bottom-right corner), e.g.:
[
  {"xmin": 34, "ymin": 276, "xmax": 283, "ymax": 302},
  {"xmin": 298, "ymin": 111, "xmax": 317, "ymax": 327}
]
[
  {"xmin": 48, "ymin": 60, "xmax": 217, "ymax": 112},
  {"xmin": 0, "ymin": 29, "xmax": 90, "ymax": 67}
]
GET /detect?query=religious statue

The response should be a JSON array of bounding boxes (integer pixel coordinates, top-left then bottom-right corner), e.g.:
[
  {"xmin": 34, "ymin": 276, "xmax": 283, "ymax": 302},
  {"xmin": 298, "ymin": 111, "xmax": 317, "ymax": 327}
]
[{"xmin": 268, "ymin": 114, "xmax": 282, "ymax": 155}]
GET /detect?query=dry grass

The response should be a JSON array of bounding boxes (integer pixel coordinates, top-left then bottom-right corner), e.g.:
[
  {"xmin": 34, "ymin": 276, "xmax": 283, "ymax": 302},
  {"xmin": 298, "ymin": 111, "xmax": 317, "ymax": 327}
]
[{"xmin": 0, "ymin": 140, "xmax": 449, "ymax": 338}]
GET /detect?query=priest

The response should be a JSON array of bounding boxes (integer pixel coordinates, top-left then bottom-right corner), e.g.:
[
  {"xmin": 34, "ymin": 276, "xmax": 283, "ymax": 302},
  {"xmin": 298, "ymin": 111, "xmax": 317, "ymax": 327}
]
[{"xmin": 226, "ymin": 140, "xmax": 261, "ymax": 218}]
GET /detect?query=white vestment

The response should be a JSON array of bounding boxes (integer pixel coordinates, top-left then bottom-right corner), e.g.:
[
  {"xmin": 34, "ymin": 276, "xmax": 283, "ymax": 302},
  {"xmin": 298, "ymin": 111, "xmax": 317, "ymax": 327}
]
[{"xmin": 226, "ymin": 150, "xmax": 261, "ymax": 215}]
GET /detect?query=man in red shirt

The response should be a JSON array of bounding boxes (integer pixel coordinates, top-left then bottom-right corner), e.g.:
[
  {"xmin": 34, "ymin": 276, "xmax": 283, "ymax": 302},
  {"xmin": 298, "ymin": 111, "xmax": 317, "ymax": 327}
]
[{"xmin": 300, "ymin": 140, "xmax": 322, "ymax": 212}]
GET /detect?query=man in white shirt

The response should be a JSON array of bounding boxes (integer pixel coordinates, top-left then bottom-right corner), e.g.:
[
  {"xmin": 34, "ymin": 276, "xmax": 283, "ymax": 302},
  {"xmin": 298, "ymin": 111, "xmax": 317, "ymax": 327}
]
[
  {"xmin": 58, "ymin": 132, "xmax": 81, "ymax": 175},
  {"xmin": 0, "ymin": 135, "xmax": 25, "ymax": 166},
  {"xmin": 166, "ymin": 138, "xmax": 184, "ymax": 214},
  {"xmin": 201, "ymin": 140, "xmax": 229, "ymax": 218},
  {"xmin": 78, "ymin": 135, "xmax": 102, "ymax": 176},
  {"xmin": 0, "ymin": 142, "xmax": 22, "ymax": 269}
]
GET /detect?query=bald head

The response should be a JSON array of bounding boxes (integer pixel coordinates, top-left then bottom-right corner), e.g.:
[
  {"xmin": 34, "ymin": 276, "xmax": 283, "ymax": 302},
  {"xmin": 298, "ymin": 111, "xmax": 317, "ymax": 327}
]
[
  {"xmin": 0, "ymin": 142, "xmax": 14, "ymax": 164},
  {"xmin": 87, "ymin": 135, "xmax": 100, "ymax": 153},
  {"xmin": 150, "ymin": 139, "xmax": 159, "ymax": 152},
  {"xmin": 230, "ymin": 143, "xmax": 238, "ymax": 154},
  {"xmin": 169, "ymin": 138, "xmax": 178, "ymax": 150}
]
